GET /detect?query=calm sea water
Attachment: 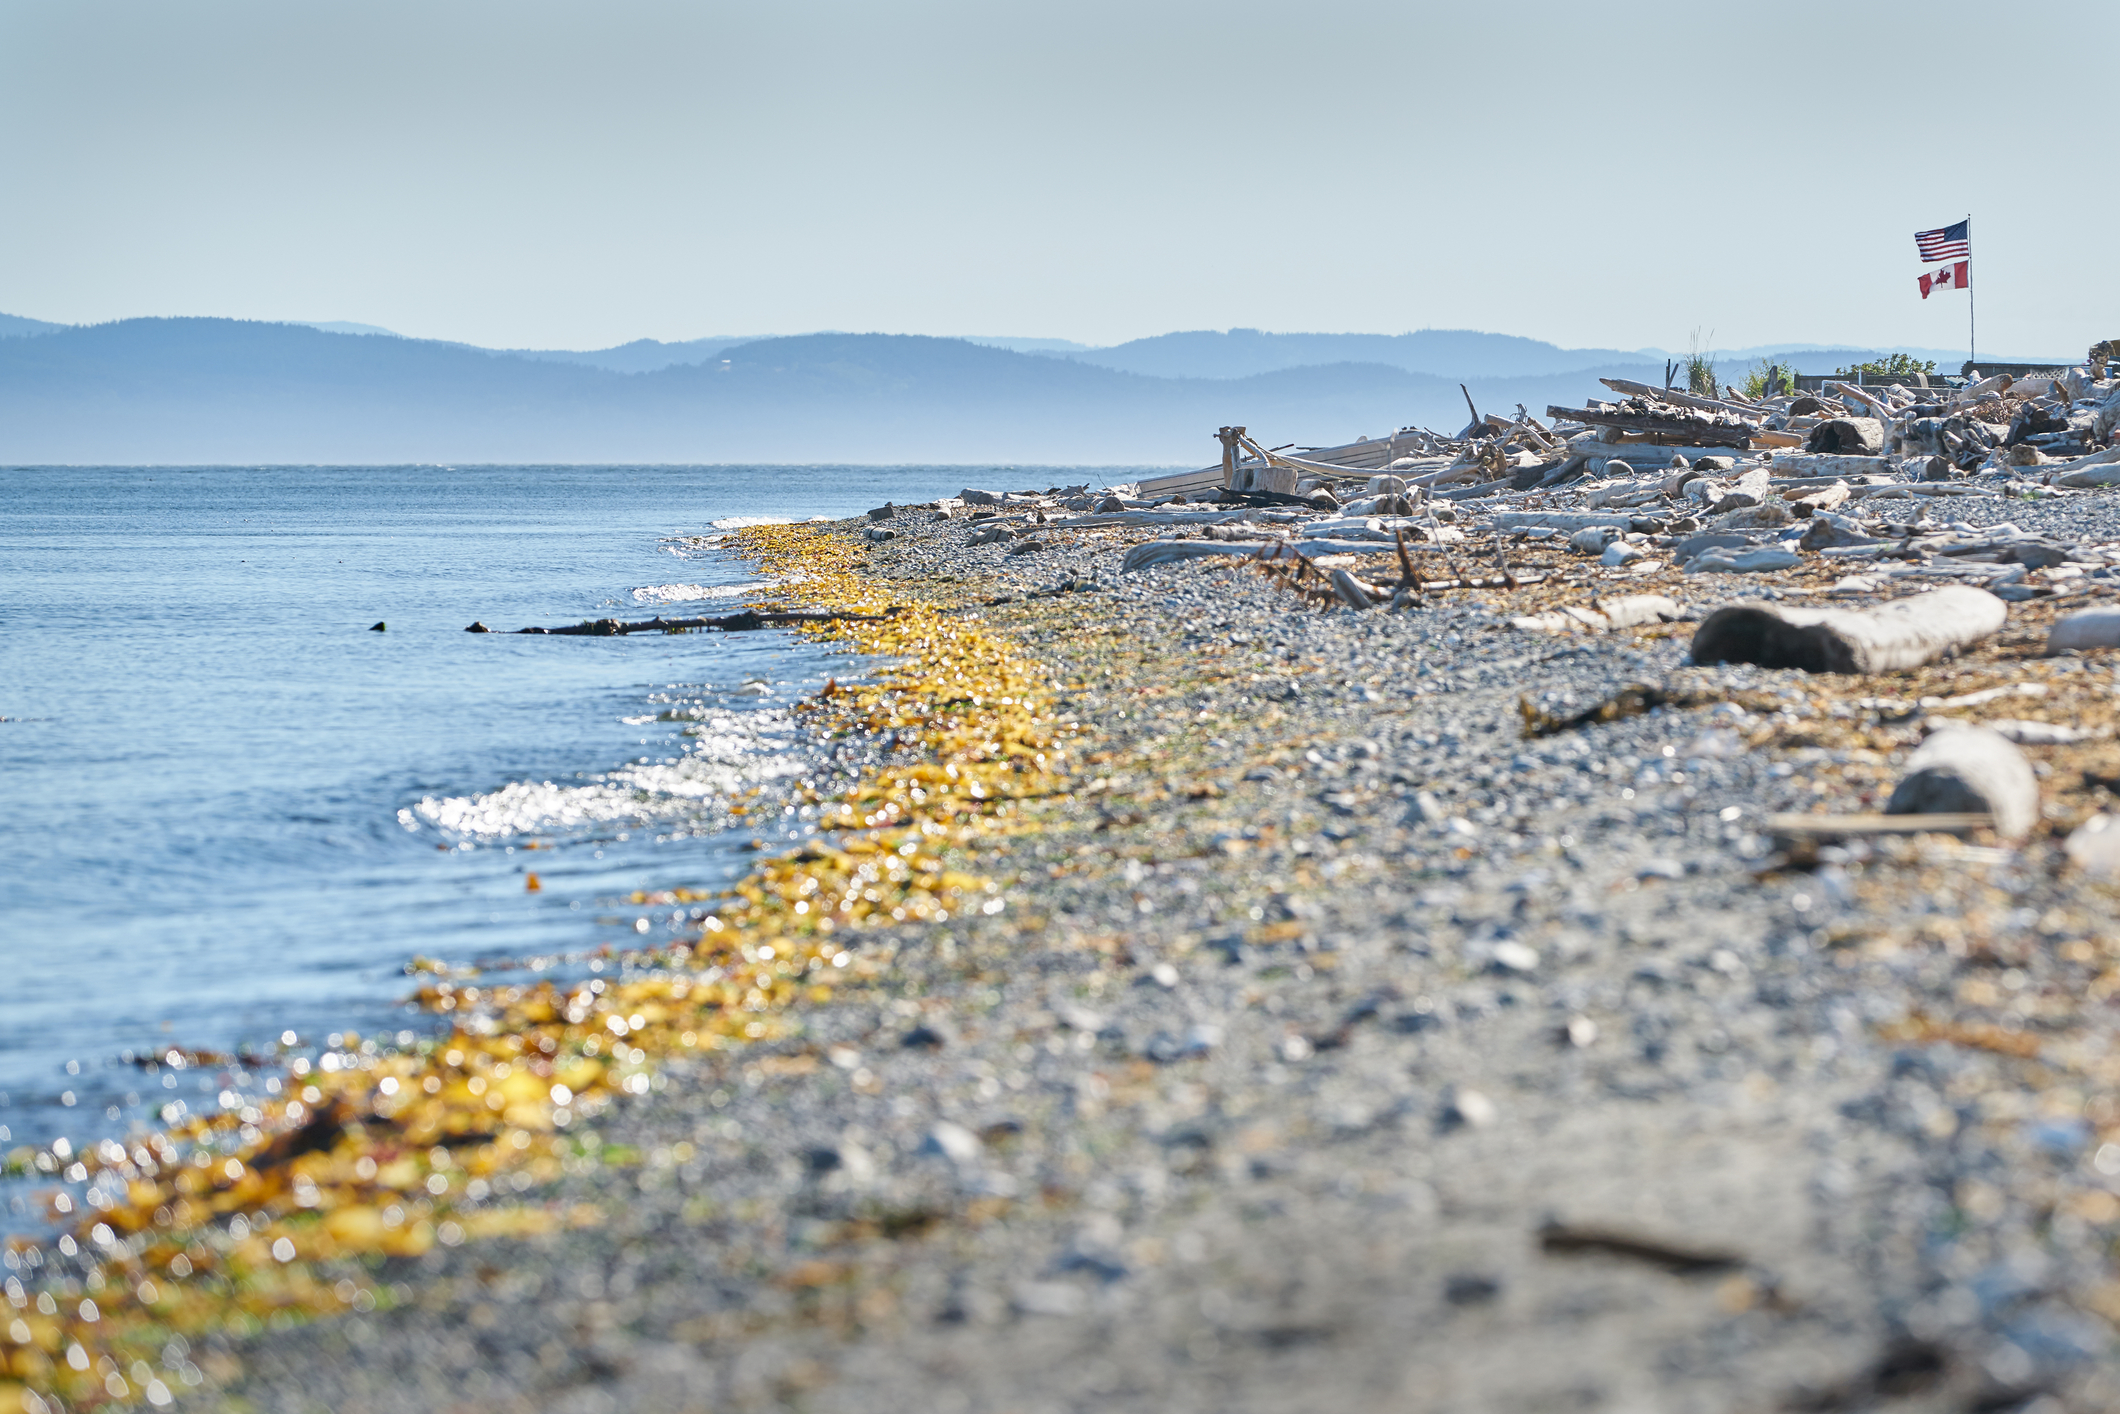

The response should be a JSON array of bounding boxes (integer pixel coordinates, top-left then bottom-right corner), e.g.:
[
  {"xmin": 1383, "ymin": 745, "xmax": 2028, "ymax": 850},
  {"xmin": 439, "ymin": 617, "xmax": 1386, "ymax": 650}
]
[{"xmin": 0, "ymin": 464, "xmax": 1138, "ymax": 1181}]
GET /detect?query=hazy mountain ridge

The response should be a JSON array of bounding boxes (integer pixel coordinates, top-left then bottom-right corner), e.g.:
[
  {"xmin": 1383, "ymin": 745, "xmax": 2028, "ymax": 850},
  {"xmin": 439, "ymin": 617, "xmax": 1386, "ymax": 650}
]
[
  {"xmin": 0, "ymin": 317, "xmax": 2070, "ymax": 465},
  {"xmin": 0, "ymin": 320, "xmax": 1673, "ymax": 463},
  {"xmin": 0, "ymin": 312, "xmax": 69, "ymax": 339}
]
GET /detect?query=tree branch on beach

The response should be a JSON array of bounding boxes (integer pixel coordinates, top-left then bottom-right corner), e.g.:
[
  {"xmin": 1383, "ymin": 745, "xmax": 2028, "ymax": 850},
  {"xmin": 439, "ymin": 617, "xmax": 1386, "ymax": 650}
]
[{"xmin": 479, "ymin": 607, "xmax": 906, "ymax": 636}]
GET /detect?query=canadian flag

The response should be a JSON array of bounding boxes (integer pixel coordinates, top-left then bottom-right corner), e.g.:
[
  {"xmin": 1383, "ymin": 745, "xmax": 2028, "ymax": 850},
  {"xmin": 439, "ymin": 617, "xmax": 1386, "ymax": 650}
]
[{"xmin": 1919, "ymin": 260, "xmax": 1970, "ymax": 299}]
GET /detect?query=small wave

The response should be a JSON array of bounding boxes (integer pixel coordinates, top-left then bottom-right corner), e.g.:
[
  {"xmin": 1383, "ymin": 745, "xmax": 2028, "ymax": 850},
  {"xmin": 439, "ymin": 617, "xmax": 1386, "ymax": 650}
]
[
  {"xmin": 401, "ymin": 705, "xmax": 808, "ymax": 839},
  {"xmin": 632, "ymin": 581, "xmax": 778, "ymax": 604},
  {"xmin": 707, "ymin": 514, "xmax": 835, "ymax": 530}
]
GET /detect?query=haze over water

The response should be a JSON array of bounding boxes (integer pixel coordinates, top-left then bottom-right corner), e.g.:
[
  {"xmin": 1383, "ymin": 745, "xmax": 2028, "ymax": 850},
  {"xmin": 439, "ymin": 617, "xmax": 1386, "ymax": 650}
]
[{"xmin": 0, "ymin": 464, "xmax": 1124, "ymax": 1190}]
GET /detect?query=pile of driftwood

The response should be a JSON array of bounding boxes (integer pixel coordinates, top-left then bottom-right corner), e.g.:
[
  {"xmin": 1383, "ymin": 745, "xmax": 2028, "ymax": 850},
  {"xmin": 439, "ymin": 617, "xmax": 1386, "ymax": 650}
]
[{"xmin": 1543, "ymin": 347, "xmax": 2120, "ymax": 488}]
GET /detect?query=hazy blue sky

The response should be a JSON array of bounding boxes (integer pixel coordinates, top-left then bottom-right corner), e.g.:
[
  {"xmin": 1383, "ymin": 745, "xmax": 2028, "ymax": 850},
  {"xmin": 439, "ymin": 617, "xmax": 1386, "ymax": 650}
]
[{"xmin": 3, "ymin": 0, "xmax": 2110, "ymax": 355}]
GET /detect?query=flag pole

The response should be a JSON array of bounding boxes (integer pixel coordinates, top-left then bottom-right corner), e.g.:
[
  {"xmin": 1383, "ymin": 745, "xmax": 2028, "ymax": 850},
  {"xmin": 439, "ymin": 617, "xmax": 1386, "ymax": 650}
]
[{"xmin": 1966, "ymin": 213, "xmax": 1976, "ymax": 370}]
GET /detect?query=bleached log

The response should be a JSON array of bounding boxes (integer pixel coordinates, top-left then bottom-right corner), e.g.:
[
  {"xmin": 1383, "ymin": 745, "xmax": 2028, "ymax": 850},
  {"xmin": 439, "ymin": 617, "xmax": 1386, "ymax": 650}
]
[
  {"xmin": 1576, "ymin": 445, "xmax": 1762, "ymax": 473},
  {"xmin": 2050, "ymin": 446, "xmax": 2120, "ymax": 486},
  {"xmin": 1846, "ymin": 481, "xmax": 1998, "ymax": 499},
  {"xmin": 1120, "ymin": 540, "xmax": 1271, "ymax": 572},
  {"xmin": 1596, "ymin": 378, "xmax": 1763, "ymax": 421},
  {"xmin": 1952, "ymin": 373, "xmax": 2014, "ymax": 405},
  {"xmin": 1595, "ymin": 594, "xmax": 1683, "ymax": 628},
  {"xmin": 1762, "ymin": 452, "xmax": 1892, "ymax": 479},
  {"xmin": 1690, "ymin": 585, "xmax": 2008, "ymax": 674},
  {"xmin": 1548, "ymin": 404, "xmax": 1753, "ymax": 448},
  {"xmin": 1885, "ymin": 726, "xmax": 2039, "ymax": 839},
  {"xmin": 1493, "ymin": 510, "xmax": 1639, "ymax": 532},
  {"xmin": 1784, "ymin": 480, "xmax": 1851, "ymax": 512},
  {"xmin": 1435, "ymin": 476, "xmax": 1522, "ymax": 501},
  {"xmin": 1047, "ymin": 510, "xmax": 1258, "ymax": 528},
  {"xmin": 1330, "ymin": 569, "xmax": 1379, "ymax": 609},
  {"xmin": 1685, "ymin": 546, "xmax": 1800, "ymax": 574},
  {"xmin": 1807, "ymin": 417, "xmax": 1884, "ymax": 455},
  {"xmin": 1825, "ymin": 382, "xmax": 1897, "ymax": 423},
  {"xmin": 1231, "ymin": 462, "xmax": 1299, "ymax": 495},
  {"xmin": 1507, "ymin": 595, "xmax": 1680, "ymax": 635},
  {"xmin": 1768, "ymin": 811, "xmax": 1995, "ymax": 840}
]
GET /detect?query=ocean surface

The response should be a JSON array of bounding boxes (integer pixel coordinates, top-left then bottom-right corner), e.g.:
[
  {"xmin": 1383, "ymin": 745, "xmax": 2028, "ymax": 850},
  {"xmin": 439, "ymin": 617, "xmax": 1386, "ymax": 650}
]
[{"xmin": 0, "ymin": 464, "xmax": 1141, "ymax": 1197}]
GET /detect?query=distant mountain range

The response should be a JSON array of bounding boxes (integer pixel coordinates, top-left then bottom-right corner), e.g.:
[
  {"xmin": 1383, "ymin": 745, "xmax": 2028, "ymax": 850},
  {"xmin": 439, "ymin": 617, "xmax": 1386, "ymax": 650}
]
[{"xmin": 0, "ymin": 314, "xmax": 2062, "ymax": 465}]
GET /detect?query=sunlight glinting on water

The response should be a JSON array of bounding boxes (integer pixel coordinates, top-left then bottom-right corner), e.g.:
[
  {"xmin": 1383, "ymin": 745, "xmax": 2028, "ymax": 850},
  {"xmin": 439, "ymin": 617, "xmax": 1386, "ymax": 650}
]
[{"xmin": 403, "ymin": 701, "xmax": 809, "ymax": 839}]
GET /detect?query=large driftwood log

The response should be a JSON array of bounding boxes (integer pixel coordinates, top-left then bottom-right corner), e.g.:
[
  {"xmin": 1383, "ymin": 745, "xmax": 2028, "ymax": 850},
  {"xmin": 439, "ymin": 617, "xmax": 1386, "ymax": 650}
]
[
  {"xmin": 1885, "ymin": 726, "xmax": 2039, "ymax": 839},
  {"xmin": 1596, "ymin": 378, "xmax": 1763, "ymax": 422},
  {"xmin": 1761, "ymin": 452, "xmax": 1891, "ymax": 479},
  {"xmin": 1494, "ymin": 510, "xmax": 1639, "ymax": 531},
  {"xmin": 1230, "ymin": 462, "xmax": 1299, "ymax": 495},
  {"xmin": 1120, "ymin": 540, "xmax": 1272, "ymax": 572},
  {"xmin": 512, "ymin": 608, "xmax": 902, "ymax": 636},
  {"xmin": 1690, "ymin": 585, "xmax": 2007, "ymax": 673},
  {"xmin": 1546, "ymin": 404, "xmax": 1753, "ymax": 448},
  {"xmin": 1806, "ymin": 418, "xmax": 1884, "ymax": 455},
  {"xmin": 2051, "ymin": 446, "xmax": 2120, "ymax": 486}
]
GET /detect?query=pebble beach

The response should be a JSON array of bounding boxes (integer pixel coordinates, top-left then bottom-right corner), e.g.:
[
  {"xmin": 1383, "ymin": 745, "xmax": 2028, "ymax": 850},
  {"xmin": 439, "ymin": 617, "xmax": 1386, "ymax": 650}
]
[{"xmin": 17, "ymin": 482, "xmax": 2120, "ymax": 1414}]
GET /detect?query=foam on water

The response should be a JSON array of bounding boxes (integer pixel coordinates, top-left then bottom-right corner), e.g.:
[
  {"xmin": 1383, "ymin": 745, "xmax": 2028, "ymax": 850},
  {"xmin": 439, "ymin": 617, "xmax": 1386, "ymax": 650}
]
[
  {"xmin": 708, "ymin": 513, "xmax": 834, "ymax": 530},
  {"xmin": 404, "ymin": 699, "xmax": 807, "ymax": 838},
  {"xmin": 631, "ymin": 581, "xmax": 781, "ymax": 603}
]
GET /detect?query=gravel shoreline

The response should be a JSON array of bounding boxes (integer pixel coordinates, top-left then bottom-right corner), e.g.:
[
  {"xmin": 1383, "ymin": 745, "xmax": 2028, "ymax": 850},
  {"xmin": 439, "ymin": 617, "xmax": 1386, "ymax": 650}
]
[{"xmin": 108, "ymin": 489, "xmax": 2120, "ymax": 1411}]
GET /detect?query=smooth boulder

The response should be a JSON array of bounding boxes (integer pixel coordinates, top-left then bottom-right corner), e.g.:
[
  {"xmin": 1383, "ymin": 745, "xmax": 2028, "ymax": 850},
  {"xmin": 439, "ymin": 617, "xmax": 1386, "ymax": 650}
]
[{"xmin": 2047, "ymin": 608, "xmax": 2120, "ymax": 654}]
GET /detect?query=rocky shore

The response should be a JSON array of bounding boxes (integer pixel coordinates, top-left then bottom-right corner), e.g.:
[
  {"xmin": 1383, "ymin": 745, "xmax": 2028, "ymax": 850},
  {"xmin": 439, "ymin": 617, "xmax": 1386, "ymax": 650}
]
[{"xmin": 20, "ymin": 483, "xmax": 2120, "ymax": 1413}]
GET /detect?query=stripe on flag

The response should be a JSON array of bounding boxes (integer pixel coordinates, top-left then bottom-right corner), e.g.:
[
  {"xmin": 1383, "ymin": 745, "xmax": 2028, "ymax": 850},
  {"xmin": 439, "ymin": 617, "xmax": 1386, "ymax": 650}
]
[
  {"xmin": 1918, "ymin": 260, "xmax": 1970, "ymax": 299},
  {"xmin": 1915, "ymin": 220, "xmax": 1971, "ymax": 262}
]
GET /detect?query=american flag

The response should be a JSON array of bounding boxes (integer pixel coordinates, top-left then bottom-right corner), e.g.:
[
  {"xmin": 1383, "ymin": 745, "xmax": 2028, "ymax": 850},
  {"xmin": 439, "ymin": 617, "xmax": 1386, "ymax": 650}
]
[{"xmin": 1915, "ymin": 219, "xmax": 1971, "ymax": 262}]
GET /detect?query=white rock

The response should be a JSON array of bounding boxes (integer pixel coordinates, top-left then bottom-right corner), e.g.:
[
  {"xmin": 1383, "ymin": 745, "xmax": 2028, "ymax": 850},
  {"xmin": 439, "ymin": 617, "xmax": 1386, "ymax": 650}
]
[
  {"xmin": 2066, "ymin": 814, "xmax": 2120, "ymax": 879},
  {"xmin": 926, "ymin": 1121, "xmax": 982, "ymax": 1164},
  {"xmin": 1492, "ymin": 941, "xmax": 1540, "ymax": 973},
  {"xmin": 1447, "ymin": 1089, "xmax": 1497, "ymax": 1128},
  {"xmin": 2047, "ymin": 609, "xmax": 2120, "ymax": 654},
  {"xmin": 1601, "ymin": 541, "xmax": 1645, "ymax": 567},
  {"xmin": 1056, "ymin": 1004, "xmax": 1108, "ymax": 1032},
  {"xmin": 1686, "ymin": 547, "xmax": 1801, "ymax": 574}
]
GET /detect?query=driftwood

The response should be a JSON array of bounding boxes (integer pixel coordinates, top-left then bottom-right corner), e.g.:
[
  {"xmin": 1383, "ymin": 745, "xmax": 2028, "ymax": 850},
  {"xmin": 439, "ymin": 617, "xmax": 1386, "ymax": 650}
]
[
  {"xmin": 1329, "ymin": 568, "xmax": 1379, "ymax": 609},
  {"xmin": 1495, "ymin": 510, "xmax": 1638, "ymax": 532},
  {"xmin": 1690, "ymin": 585, "xmax": 2007, "ymax": 673},
  {"xmin": 1121, "ymin": 540, "xmax": 1271, "ymax": 572},
  {"xmin": 2051, "ymin": 446, "xmax": 2120, "ymax": 486},
  {"xmin": 1885, "ymin": 726, "xmax": 2039, "ymax": 839},
  {"xmin": 1805, "ymin": 417, "xmax": 1884, "ymax": 456},
  {"xmin": 510, "ymin": 608, "xmax": 902, "ymax": 636},
  {"xmin": 1767, "ymin": 812, "xmax": 1993, "ymax": 840},
  {"xmin": 1595, "ymin": 378, "xmax": 1762, "ymax": 422},
  {"xmin": 1547, "ymin": 403, "xmax": 1753, "ymax": 448},
  {"xmin": 1761, "ymin": 452, "xmax": 1890, "ymax": 479},
  {"xmin": 1509, "ymin": 595, "xmax": 1681, "ymax": 635}
]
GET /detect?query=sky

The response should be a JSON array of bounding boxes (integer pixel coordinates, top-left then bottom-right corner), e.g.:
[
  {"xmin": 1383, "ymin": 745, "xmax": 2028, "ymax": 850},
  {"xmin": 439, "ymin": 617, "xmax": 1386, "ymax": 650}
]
[{"xmin": 1, "ymin": 0, "xmax": 2110, "ymax": 357}]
